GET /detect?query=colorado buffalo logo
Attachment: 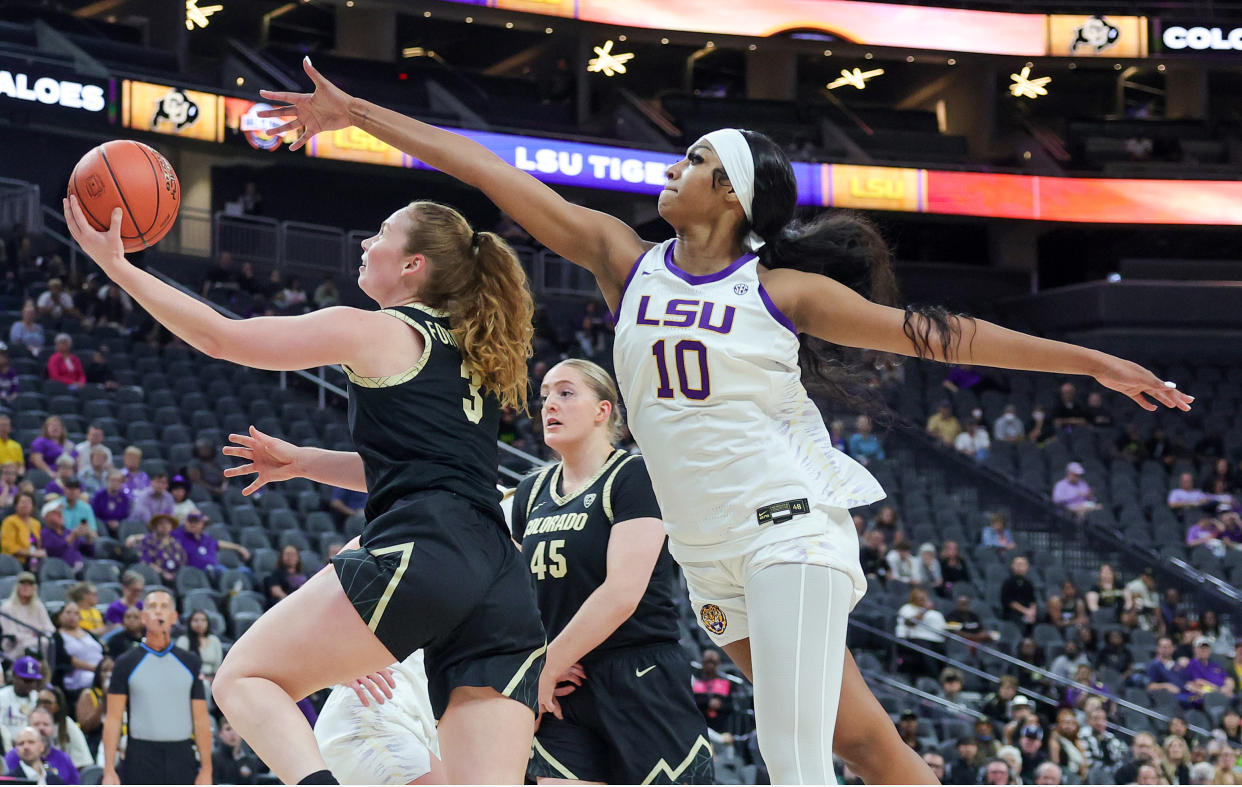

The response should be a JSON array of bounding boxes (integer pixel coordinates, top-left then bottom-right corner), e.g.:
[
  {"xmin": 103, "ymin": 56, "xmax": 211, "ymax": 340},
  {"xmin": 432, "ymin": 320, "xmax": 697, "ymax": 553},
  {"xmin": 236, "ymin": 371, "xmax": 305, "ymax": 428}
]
[{"xmin": 699, "ymin": 604, "xmax": 727, "ymax": 636}]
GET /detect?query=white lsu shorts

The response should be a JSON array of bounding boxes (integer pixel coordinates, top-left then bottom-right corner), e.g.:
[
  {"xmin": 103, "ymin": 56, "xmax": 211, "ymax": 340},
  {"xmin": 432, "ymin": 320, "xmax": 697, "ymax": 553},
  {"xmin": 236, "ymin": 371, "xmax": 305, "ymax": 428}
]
[
  {"xmin": 678, "ymin": 507, "xmax": 868, "ymax": 647},
  {"xmin": 315, "ymin": 650, "xmax": 439, "ymax": 785}
]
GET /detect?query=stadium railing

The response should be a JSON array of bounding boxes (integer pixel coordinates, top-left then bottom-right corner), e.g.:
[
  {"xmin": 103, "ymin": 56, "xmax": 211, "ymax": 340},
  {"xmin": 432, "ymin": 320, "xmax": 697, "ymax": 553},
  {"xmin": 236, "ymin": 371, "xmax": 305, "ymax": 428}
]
[{"xmin": 1, "ymin": 177, "xmax": 42, "ymax": 235}]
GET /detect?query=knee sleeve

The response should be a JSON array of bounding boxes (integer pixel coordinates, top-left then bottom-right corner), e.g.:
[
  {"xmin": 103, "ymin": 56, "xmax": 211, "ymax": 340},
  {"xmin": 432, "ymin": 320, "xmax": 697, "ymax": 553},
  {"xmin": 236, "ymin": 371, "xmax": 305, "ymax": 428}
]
[{"xmin": 746, "ymin": 563, "xmax": 852, "ymax": 785}]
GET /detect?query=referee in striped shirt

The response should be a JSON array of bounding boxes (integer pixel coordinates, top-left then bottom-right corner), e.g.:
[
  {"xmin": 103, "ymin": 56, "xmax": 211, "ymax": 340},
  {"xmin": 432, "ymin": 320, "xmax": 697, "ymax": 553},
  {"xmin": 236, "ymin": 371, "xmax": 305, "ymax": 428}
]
[{"xmin": 102, "ymin": 589, "xmax": 212, "ymax": 785}]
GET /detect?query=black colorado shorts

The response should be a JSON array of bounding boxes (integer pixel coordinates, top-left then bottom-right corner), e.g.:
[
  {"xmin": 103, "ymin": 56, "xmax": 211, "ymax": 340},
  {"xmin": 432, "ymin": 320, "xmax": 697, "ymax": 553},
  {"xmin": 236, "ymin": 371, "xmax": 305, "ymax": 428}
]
[
  {"xmin": 529, "ymin": 642, "xmax": 714, "ymax": 784},
  {"xmin": 332, "ymin": 490, "xmax": 546, "ymax": 717}
]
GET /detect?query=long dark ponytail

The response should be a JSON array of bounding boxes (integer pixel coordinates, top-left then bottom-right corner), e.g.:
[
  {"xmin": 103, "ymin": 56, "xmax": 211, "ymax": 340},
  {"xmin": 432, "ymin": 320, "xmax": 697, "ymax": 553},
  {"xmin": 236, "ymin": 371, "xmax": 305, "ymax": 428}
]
[{"xmin": 738, "ymin": 130, "xmax": 971, "ymax": 413}]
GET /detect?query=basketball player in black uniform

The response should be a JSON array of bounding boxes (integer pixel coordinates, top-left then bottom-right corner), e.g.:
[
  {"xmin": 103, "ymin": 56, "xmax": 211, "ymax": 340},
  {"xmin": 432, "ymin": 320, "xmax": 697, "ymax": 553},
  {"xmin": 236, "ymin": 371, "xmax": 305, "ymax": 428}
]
[
  {"xmin": 512, "ymin": 360, "xmax": 712, "ymax": 785},
  {"xmin": 64, "ymin": 196, "xmax": 545, "ymax": 784}
]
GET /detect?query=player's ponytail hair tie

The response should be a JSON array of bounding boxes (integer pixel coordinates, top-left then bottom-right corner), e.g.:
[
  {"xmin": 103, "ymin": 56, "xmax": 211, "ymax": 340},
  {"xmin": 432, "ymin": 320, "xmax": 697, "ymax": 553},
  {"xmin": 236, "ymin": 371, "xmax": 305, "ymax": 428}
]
[
  {"xmin": 470, "ymin": 230, "xmax": 481, "ymax": 253},
  {"xmin": 702, "ymin": 128, "xmax": 764, "ymax": 252}
]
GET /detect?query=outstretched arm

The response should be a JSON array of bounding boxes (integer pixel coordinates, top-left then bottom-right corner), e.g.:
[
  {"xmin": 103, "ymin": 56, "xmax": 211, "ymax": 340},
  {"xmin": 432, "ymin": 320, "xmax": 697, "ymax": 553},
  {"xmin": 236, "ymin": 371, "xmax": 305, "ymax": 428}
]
[
  {"xmin": 223, "ymin": 427, "xmax": 367, "ymax": 494},
  {"xmin": 64, "ymin": 198, "xmax": 404, "ymax": 375},
  {"xmin": 768, "ymin": 268, "xmax": 1195, "ymax": 413},
  {"xmin": 258, "ymin": 58, "xmax": 647, "ymax": 307}
]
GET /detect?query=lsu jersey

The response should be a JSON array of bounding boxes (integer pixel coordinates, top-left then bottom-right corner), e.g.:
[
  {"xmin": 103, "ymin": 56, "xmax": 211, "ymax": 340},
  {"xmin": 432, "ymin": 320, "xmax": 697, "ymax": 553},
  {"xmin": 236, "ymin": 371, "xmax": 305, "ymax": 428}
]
[{"xmin": 611, "ymin": 238, "xmax": 885, "ymax": 563}]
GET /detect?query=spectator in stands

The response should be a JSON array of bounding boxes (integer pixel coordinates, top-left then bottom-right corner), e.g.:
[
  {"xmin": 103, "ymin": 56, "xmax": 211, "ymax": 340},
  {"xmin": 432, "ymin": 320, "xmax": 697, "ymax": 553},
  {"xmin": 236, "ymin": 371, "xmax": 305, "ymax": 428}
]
[
  {"xmin": 982, "ymin": 757, "xmax": 1012, "ymax": 785},
  {"xmin": 938, "ymin": 667, "xmax": 968, "ymax": 704},
  {"xmin": 1202, "ymin": 458, "xmax": 1238, "ymax": 497},
  {"xmin": 938, "ymin": 541, "xmax": 971, "ymax": 597},
  {"xmin": 1113, "ymin": 732, "xmax": 1162, "ymax": 785},
  {"xmin": 926, "ymin": 400, "xmax": 962, "ymax": 445},
  {"xmin": 175, "ymin": 609, "xmax": 223, "ymax": 686},
  {"xmin": 90, "ymin": 470, "xmax": 129, "ymax": 537},
  {"xmin": 186, "ymin": 439, "xmax": 227, "ymax": 500},
  {"xmin": 65, "ymin": 584, "xmax": 102, "ymax": 635},
  {"xmin": 1170, "ymin": 472, "xmax": 1228, "ymax": 510},
  {"xmin": 127, "ymin": 513, "xmax": 187, "ymax": 585},
  {"xmin": 1064, "ymin": 663, "xmax": 1112, "ymax": 710},
  {"xmin": 847, "ymin": 415, "xmax": 885, "ymax": 466},
  {"xmin": 982, "ymin": 512, "xmax": 1017, "ymax": 552},
  {"xmin": 915, "ymin": 543, "xmax": 943, "ymax": 592},
  {"xmin": 45, "ymin": 334, "xmax": 85, "ymax": 389},
  {"xmin": 79, "ymin": 446, "xmax": 111, "ymax": 496},
  {"xmin": 103, "ymin": 571, "xmax": 144, "ymax": 632},
  {"xmin": 1200, "ymin": 609, "xmax": 1235, "ymax": 657},
  {"xmin": 73, "ymin": 425, "xmax": 110, "ymax": 478},
  {"xmin": 828, "ymin": 418, "xmax": 847, "ymax": 453},
  {"xmin": 36, "ymin": 279, "xmax": 76, "ymax": 322},
  {"xmin": 172, "ymin": 511, "xmax": 249, "ymax": 575},
  {"xmin": 119, "ymin": 446, "xmax": 149, "ymax": 495},
  {"xmin": 1147, "ymin": 426, "xmax": 1189, "ymax": 469},
  {"xmin": 38, "ymin": 685, "xmax": 91, "ymax": 770},
  {"xmin": 948, "ymin": 737, "xmax": 981, "ymax": 784},
  {"xmin": 692, "ymin": 649, "xmax": 733, "ymax": 732},
  {"xmin": 1018, "ymin": 724, "xmax": 1050, "ymax": 783},
  {"xmin": 0, "ymin": 463, "xmax": 18, "ymax": 509},
  {"xmin": 1001, "ymin": 556, "xmax": 1038, "ymax": 628},
  {"xmin": 869, "ymin": 505, "xmax": 903, "ymax": 541},
  {"xmin": 1113, "ymin": 423, "xmax": 1146, "ymax": 465},
  {"xmin": 1095, "ymin": 628, "xmax": 1136, "ymax": 680},
  {"xmin": 1, "ymin": 492, "xmax": 45, "ymax": 568},
  {"xmin": 1190, "ymin": 760, "xmax": 1216, "ymax": 785},
  {"xmin": 994, "ymin": 404, "xmax": 1026, "ymax": 443},
  {"xmin": 1052, "ymin": 462, "xmax": 1100, "ymax": 516},
  {"xmin": 1086, "ymin": 563, "xmax": 1130, "ymax": 615},
  {"xmin": 1033, "ymin": 761, "xmax": 1062, "ymax": 785},
  {"xmin": 976, "ymin": 718, "xmax": 1002, "ymax": 760},
  {"xmin": 1048, "ymin": 580, "xmax": 1088, "ymax": 632},
  {"xmin": 1126, "ymin": 567, "xmax": 1160, "ymax": 630},
  {"xmin": 0, "ymin": 349, "xmax": 17, "ymax": 407},
  {"xmin": 28, "ymin": 416, "xmax": 74, "ymax": 475},
  {"xmin": 212, "ymin": 718, "xmax": 265, "ymax": 785},
  {"xmin": 921, "ymin": 751, "xmax": 945, "ymax": 782},
  {"xmin": 896, "ymin": 587, "xmax": 947, "ymax": 675},
  {"xmin": 84, "ymin": 349, "xmax": 117, "ymax": 390},
  {"xmin": 201, "ymin": 251, "xmax": 240, "ymax": 298},
  {"xmin": 1146, "ymin": 636, "xmax": 1186, "ymax": 696},
  {"xmin": 1050, "ymin": 382, "xmax": 1089, "ymax": 432},
  {"xmin": 60, "ymin": 480, "xmax": 96, "ymax": 533},
  {"xmin": 859, "ymin": 529, "xmax": 888, "ymax": 584},
  {"xmin": 1188, "ymin": 516, "xmax": 1226, "ymax": 552},
  {"xmin": 1161, "ymin": 735, "xmax": 1192, "ymax": 785},
  {"xmin": 44, "ymin": 454, "xmax": 75, "ymax": 496},
  {"xmin": 104, "ymin": 607, "xmax": 143, "ymax": 659},
  {"xmin": 0, "ymin": 574, "xmax": 52, "ymax": 661},
  {"xmin": 1049, "ymin": 640, "xmax": 1091, "ymax": 681},
  {"xmin": 273, "ymin": 276, "xmax": 310, "ymax": 315},
  {"xmin": 9, "ymin": 302, "xmax": 44, "ymax": 357},
  {"xmin": 1027, "ymin": 405, "xmax": 1054, "ymax": 444},
  {"xmin": 1212, "ymin": 746, "xmax": 1240, "ymax": 785},
  {"xmin": 92, "ymin": 285, "xmax": 131, "ymax": 332},
  {"xmin": 51, "ymin": 602, "xmax": 103, "ymax": 704},
  {"xmin": 955, "ymin": 416, "xmax": 991, "ymax": 462},
  {"xmin": 39, "ymin": 497, "xmax": 94, "ymax": 572},
  {"xmin": 896, "ymin": 709, "xmax": 922, "ymax": 752},
  {"xmin": 1080, "ymin": 705, "xmax": 1128, "ymax": 779},
  {"xmin": 886, "ymin": 539, "xmax": 920, "ymax": 584},
  {"xmin": 168, "ymin": 476, "xmax": 199, "ymax": 523},
  {"xmin": 1220, "ymin": 710, "xmax": 1242, "ymax": 748},
  {"xmin": 1047, "ymin": 707, "xmax": 1088, "ymax": 784},
  {"xmin": 1084, "ymin": 391, "xmax": 1113, "ymax": 428},
  {"xmin": 7, "ymin": 724, "xmax": 66, "ymax": 784},
  {"xmin": 130, "ymin": 472, "xmax": 173, "ymax": 524},
  {"xmin": 263, "ymin": 544, "xmax": 307, "ymax": 607},
  {"xmin": 947, "ymin": 594, "xmax": 995, "ymax": 644},
  {"xmin": 1014, "ymin": 638, "xmax": 1050, "ymax": 695},
  {"xmin": 0, "ymin": 415, "xmax": 23, "ymax": 469},
  {"xmin": 1184, "ymin": 635, "xmax": 1235, "ymax": 704},
  {"xmin": 313, "ymin": 274, "xmax": 340, "ymax": 310}
]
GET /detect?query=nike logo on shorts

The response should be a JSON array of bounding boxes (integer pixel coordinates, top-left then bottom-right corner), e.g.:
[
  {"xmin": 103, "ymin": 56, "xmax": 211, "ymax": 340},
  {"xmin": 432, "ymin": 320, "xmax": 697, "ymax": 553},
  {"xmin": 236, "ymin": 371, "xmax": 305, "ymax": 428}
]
[{"xmin": 635, "ymin": 665, "xmax": 657, "ymax": 678}]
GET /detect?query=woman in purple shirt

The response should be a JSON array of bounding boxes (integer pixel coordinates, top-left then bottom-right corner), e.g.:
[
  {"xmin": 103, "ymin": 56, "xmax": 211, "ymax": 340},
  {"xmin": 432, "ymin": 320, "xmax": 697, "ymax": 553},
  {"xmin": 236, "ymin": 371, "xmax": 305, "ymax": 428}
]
[
  {"xmin": 90, "ymin": 470, "xmax": 130, "ymax": 538},
  {"xmin": 28, "ymin": 416, "xmax": 75, "ymax": 475}
]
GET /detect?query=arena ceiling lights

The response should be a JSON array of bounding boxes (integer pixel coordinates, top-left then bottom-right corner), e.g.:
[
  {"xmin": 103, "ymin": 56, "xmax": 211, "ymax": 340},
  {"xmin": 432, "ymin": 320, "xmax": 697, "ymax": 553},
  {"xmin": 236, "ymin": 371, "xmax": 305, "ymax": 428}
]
[{"xmin": 432, "ymin": 0, "xmax": 1147, "ymax": 59}]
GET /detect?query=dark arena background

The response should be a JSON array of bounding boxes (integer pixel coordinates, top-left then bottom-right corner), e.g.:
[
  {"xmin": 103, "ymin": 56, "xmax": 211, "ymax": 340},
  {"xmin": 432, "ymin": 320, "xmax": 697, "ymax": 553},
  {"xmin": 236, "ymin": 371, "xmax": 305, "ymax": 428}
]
[{"xmin": 2, "ymin": 0, "xmax": 1242, "ymax": 784}]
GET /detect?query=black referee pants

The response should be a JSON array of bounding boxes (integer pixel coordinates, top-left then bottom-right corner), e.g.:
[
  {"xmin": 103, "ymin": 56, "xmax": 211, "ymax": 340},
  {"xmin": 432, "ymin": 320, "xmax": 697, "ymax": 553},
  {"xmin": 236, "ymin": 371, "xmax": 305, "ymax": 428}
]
[{"xmin": 121, "ymin": 739, "xmax": 198, "ymax": 785}]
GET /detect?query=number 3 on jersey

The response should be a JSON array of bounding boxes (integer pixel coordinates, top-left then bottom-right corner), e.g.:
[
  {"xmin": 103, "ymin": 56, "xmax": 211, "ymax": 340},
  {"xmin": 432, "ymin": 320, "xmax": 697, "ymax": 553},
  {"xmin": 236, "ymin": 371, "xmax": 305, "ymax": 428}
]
[
  {"xmin": 530, "ymin": 539, "xmax": 567, "ymax": 580},
  {"xmin": 651, "ymin": 339, "xmax": 710, "ymax": 400},
  {"xmin": 461, "ymin": 360, "xmax": 484, "ymax": 423}
]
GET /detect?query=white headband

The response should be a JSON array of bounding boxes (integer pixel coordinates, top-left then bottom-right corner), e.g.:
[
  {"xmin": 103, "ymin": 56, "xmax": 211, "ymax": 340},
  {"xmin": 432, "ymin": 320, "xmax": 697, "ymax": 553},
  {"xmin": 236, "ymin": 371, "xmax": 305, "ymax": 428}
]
[{"xmin": 702, "ymin": 128, "xmax": 764, "ymax": 252}]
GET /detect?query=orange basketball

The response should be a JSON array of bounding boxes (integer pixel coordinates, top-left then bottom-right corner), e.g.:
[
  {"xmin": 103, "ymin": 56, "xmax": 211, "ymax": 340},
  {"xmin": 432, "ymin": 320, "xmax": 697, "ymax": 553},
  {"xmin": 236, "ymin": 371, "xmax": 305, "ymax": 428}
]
[{"xmin": 67, "ymin": 140, "xmax": 180, "ymax": 254}]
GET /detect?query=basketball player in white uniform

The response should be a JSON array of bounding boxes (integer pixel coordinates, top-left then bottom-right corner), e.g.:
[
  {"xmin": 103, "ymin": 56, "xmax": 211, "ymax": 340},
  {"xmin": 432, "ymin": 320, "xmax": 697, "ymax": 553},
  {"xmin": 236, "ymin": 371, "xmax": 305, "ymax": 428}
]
[{"xmin": 260, "ymin": 59, "xmax": 1194, "ymax": 784}]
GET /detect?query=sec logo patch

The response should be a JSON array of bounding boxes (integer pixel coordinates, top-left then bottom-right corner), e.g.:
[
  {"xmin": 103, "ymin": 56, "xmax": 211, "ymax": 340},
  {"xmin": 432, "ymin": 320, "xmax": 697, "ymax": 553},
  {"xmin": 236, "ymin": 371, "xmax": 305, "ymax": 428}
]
[{"xmin": 700, "ymin": 604, "xmax": 727, "ymax": 636}]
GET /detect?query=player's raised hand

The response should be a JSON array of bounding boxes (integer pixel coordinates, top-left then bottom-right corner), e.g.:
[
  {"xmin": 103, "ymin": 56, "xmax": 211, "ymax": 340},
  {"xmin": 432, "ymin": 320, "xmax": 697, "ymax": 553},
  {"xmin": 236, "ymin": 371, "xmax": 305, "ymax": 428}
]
[
  {"xmin": 257, "ymin": 57, "xmax": 352, "ymax": 151},
  {"xmin": 63, "ymin": 197, "xmax": 124, "ymax": 266},
  {"xmin": 222, "ymin": 425, "xmax": 299, "ymax": 495},
  {"xmin": 1092, "ymin": 355, "xmax": 1195, "ymax": 413}
]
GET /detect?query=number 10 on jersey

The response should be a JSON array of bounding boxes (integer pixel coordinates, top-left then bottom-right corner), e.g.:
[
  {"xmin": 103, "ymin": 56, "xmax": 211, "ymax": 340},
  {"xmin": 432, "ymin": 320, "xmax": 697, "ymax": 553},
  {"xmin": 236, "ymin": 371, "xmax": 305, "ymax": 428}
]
[{"xmin": 651, "ymin": 339, "xmax": 710, "ymax": 400}]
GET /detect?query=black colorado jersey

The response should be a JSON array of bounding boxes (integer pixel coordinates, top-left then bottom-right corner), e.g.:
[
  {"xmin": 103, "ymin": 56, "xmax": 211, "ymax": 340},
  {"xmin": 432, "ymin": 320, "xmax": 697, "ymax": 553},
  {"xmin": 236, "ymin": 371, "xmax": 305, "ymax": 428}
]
[
  {"xmin": 512, "ymin": 450, "xmax": 679, "ymax": 657},
  {"xmin": 345, "ymin": 304, "xmax": 502, "ymax": 525}
]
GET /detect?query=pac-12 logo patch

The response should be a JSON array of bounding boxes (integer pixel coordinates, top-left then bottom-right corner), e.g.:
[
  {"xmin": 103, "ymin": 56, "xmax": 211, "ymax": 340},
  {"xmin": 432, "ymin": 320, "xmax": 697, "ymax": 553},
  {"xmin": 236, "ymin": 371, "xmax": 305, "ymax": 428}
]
[
  {"xmin": 700, "ymin": 604, "xmax": 727, "ymax": 635},
  {"xmin": 733, "ymin": 283, "xmax": 749, "ymax": 295},
  {"xmin": 583, "ymin": 493, "xmax": 597, "ymax": 508}
]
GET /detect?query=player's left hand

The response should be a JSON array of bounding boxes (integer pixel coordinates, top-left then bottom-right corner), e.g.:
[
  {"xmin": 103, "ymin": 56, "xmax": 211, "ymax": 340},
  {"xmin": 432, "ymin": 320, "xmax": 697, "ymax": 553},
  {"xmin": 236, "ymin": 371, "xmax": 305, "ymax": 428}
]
[
  {"xmin": 63, "ymin": 196, "xmax": 125, "ymax": 267},
  {"xmin": 348, "ymin": 667, "xmax": 396, "ymax": 707},
  {"xmin": 537, "ymin": 668, "xmax": 565, "ymax": 722},
  {"xmin": 553, "ymin": 663, "xmax": 586, "ymax": 697},
  {"xmin": 1093, "ymin": 355, "xmax": 1194, "ymax": 413}
]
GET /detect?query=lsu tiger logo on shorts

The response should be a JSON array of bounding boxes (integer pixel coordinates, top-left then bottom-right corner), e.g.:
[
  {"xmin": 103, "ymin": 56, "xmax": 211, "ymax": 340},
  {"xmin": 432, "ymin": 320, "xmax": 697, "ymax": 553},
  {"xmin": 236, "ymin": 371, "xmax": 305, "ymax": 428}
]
[{"xmin": 700, "ymin": 604, "xmax": 727, "ymax": 636}]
